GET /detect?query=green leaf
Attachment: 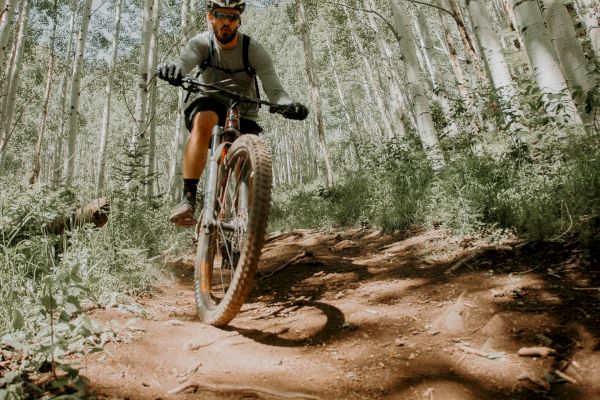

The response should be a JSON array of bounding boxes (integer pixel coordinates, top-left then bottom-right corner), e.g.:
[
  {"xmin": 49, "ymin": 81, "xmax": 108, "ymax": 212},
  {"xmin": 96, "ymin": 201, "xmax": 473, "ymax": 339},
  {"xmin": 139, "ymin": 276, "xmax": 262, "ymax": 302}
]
[
  {"xmin": 40, "ymin": 295, "xmax": 58, "ymax": 311},
  {"xmin": 66, "ymin": 295, "xmax": 82, "ymax": 310},
  {"xmin": 11, "ymin": 310, "xmax": 24, "ymax": 331}
]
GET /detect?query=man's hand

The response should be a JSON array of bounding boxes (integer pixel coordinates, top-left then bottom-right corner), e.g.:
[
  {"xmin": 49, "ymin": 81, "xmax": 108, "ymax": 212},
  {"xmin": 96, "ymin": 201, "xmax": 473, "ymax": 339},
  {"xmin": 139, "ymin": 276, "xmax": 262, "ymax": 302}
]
[
  {"xmin": 276, "ymin": 103, "xmax": 309, "ymax": 121},
  {"xmin": 157, "ymin": 63, "xmax": 183, "ymax": 85}
]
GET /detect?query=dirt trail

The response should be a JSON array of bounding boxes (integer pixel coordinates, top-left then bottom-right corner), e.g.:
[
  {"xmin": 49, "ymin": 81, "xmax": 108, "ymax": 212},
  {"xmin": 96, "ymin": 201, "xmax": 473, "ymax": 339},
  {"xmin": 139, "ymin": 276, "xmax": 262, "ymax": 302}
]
[{"xmin": 79, "ymin": 228, "xmax": 600, "ymax": 399}]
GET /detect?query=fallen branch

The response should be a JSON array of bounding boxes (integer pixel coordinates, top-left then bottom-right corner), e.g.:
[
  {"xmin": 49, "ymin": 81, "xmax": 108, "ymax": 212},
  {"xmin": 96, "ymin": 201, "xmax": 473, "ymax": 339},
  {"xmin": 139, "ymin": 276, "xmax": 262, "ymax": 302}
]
[
  {"xmin": 572, "ymin": 287, "xmax": 600, "ymax": 292},
  {"xmin": 554, "ymin": 370, "xmax": 577, "ymax": 384},
  {"xmin": 167, "ymin": 381, "xmax": 322, "ymax": 399},
  {"xmin": 457, "ymin": 344, "xmax": 504, "ymax": 359},
  {"xmin": 259, "ymin": 251, "xmax": 309, "ymax": 281},
  {"xmin": 445, "ymin": 245, "xmax": 512, "ymax": 274},
  {"xmin": 517, "ymin": 347, "xmax": 556, "ymax": 358}
]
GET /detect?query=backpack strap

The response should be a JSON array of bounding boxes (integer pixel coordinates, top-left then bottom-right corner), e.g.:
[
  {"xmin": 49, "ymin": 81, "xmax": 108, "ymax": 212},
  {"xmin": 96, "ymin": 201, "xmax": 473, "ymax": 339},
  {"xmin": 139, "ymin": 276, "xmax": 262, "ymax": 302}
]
[{"xmin": 242, "ymin": 34, "xmax": 261, "ymax": 103}]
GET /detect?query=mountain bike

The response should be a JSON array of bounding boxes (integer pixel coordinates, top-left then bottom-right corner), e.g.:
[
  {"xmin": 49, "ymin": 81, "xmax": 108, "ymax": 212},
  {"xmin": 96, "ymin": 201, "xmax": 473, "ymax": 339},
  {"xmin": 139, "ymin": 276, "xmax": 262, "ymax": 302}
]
[{"xmin": 172, "ymin": 76, "xmax": 295, "ymax": 326}]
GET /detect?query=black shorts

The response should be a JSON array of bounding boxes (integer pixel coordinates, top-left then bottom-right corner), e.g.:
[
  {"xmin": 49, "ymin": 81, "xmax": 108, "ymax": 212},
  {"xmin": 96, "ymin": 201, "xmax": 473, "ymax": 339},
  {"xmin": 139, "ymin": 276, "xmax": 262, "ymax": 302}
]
[{"xmin": 184, "ymin": 97, "xmax": 263, "ymax": 135}]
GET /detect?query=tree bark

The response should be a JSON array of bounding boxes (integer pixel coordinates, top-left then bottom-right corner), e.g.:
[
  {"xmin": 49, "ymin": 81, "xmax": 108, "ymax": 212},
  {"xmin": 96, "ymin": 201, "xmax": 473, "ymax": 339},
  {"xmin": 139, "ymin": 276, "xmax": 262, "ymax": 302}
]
[
  {"xmin": 539, "ymin": 0, "xmax": 597, "ymax": 121},
  {"xmin": 52, "ymin": 0, "xmax": 77, "ymax": 185},
  {"xmin": 145, "ymin": 0, "xmax": 160, "ymax": 198},
  {"xmin": 96, "ymin": 0, "xmax": 124, "ymax": 194},
  {"xmin": 0, "ymin": 0, "xmax": 16, "ymax": 65},
  {"xmin": 575, "ymin": 0, "xmax": 599, "ymax": 58},
  {"xmin": 30, "ymin": 0, "xmax": 59, "ymax": 185},
  {"xmin": 126, "ymin": 0, "xmax": 153, "ymax": 189},
  {"xmin": 467, "ymin": 0, "xmax": 524, "ymax": 129},
  {"xmin": 169, "ymin": 0, "xmax": 192, "ymax": 201},
  {"xmin": 510, "ymin": 0, "xmax": 582, "ymax": 125},
  {"xmin": 296, "ymin": 0, "xmax": 334, "ymax": 187},
  {"xmin": 63, "ymin": 0, "xmax": 93, "ymax": 183},
  {"xmin": 0, "ymin": 0, "xmax": 30, "ymax": 163},
  {"xmin": 342, "ymin": 5, "xmax": 394, "ymax": 140},
  {"xmin": 389, "ymin": 0, "xmax": 446, "ymax": 170}
]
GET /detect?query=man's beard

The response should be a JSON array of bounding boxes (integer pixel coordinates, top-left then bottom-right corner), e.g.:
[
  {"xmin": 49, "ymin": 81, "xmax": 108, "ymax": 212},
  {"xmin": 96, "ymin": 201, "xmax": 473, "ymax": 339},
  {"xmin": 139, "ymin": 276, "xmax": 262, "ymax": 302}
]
[{"xmin": 213, "ymin": 25, "xmax": 238, "ymax": 44}]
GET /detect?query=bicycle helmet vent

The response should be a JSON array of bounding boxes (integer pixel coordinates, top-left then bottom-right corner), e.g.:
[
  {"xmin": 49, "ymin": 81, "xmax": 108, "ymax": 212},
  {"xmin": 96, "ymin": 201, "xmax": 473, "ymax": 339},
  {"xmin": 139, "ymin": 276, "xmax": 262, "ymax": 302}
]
[{"xmin": 206, "ymin": 0, "xmax": 246, "ymax": 13}]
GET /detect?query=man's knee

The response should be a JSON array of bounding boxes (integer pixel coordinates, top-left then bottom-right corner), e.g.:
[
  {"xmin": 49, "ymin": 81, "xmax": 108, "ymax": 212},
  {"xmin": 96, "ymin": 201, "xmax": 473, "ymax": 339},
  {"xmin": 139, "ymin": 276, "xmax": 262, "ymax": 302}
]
[{"xmin": 190, "ymin": 111, "xmax": 219, "ymax": 141}]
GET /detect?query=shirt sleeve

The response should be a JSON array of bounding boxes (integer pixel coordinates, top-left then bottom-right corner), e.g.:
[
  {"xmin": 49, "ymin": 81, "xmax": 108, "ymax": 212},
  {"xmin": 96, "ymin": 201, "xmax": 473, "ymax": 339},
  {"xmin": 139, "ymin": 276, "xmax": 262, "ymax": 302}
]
[
  {"xmin": 250, "ymin": 40, "xmax": 293, "ymax": 105},
  {"xmin": 173, "ymin": 33, "xmax": 209, "ymax": 75}
]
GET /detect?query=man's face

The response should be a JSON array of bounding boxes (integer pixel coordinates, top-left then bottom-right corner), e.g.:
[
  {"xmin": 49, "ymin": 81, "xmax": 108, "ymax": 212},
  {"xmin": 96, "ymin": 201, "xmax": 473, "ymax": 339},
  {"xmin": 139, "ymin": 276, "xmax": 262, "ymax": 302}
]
[{"xmin": 208, "ymin": 8, "xmax": 241, "ymax": 45}]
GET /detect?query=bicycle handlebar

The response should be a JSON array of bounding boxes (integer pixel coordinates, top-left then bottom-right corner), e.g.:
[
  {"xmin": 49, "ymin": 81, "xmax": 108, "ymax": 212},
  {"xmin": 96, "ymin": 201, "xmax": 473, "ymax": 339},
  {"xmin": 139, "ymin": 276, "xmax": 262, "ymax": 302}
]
[{"xmin": 164, "ymin": 75, "xmax": 293, "ymax": 117}]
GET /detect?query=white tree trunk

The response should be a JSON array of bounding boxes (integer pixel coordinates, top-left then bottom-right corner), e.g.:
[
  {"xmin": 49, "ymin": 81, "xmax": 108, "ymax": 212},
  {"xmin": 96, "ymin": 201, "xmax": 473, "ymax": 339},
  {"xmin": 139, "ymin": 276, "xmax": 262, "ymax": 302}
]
[
  {"xmin": 414, "ymin": 7, "xmax": 459, "ymax": 137},
  {"xmin": 96, "ymin": 0, "xmax": 124, "ymax": 194},
  {"xmin": 296, "ymin": 0, "xmax": 334, "ymax": 187},
  {"xmin": 389, "ymin": 0, "xmax": 446, "ymax": 170},
  {"xmin": 539, "ymin": 0, "xmax": 597, "ymax": 118},
  {"xmin": 30, "ymin": 0, "xmax": 58, "ymax": 185},
  {"xmin": 0, "ymin": 0, "xmax": 30, "ymax": 162},
  {"xmin": 52, "ymin": 0, "xmax": 77, "ymax": 184},
  {"xmin": 467, "ymin": 0, "xmax": 524, "ymax": 129},
  {"xmin": 576, "ymin": 0, "xmax": 600, "ymax": 58},
  {"xmin": 127, "ymin": 0, "xmax": 153, "ymax": 188},
  {"xmin": 0, "ymin": 0, "xmax": 16, "ymax": 65},
  {"xmin": 343, "ymin": 5, "xmax": 395, "ymax": 140},
  {"xmin": 63, "ymin": 0, "xmax": 93, "ymax": 182},
  {"xmin": 145, "ymin": 0, "xmax": 160, "ymax": 198},
  {"xmin": 510, "ymin": 0, "xmax": 582, "ymax": 125},
  {"xmin": 169, "ymin": 0, "xmax": 192, "ymax": 201}
]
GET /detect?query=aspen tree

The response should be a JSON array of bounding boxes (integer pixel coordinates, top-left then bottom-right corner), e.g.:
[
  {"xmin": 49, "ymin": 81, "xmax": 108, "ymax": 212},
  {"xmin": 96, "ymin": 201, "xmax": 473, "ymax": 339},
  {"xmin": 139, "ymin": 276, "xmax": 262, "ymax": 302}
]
[
  {"xmin": 575, "ymin": 0, "xmax": 599, "ymax": 58},
  {"xmin": 127, "ymin": 0, "xmax": 153, "ymax": 188},
  {"xmin": 0, "ymin": 0, "xmax": 16, "ymax": 65},
  {"xmin": 145, "ymin": 0, "xmax": 160, "ymax": 198},
  {"xmin": 169, "ymin": 0, "xmax": 192, "ymax": 201},
  {"xmin": 0, "ymin": 0, "xmax": 30, "ymax": 164},
  {"xmin": 295, "ymin": 0, "xmax": 334, "ymax": 187},
  {"xmin": 30, "ymin": 0, "xmax": 59, "ymax": 185},
  {"xmin": 539, "ymin": 0, "xmax": 597, "ymax": 120},
  {"xmin": 96, "ymin": 0, "xmax": 124, "ymax": 194},
  {"xmin": 413, "ymin": 6, "xmax": 459, "ymax": 136},
  {"xmin": 389, "ymin": 0, "xmax": 446, "ymax": 170},
  {"xmin": 52, "ymin": 0, "xmax": 77, "ymax": 184},
  {"xmin": 510, "ymin": 0, "xmax": 582, "ymax": 125},
  {"xmin": 342, "ymin": 5, "xmax": 394, "ymax": 139},
  {"xmin": 466, "ymin": 0, "xmax": 524, "ymax": 129},
  {"xmin": 63, "ymin": 0, "xmax": 93, "ymax": 182}
]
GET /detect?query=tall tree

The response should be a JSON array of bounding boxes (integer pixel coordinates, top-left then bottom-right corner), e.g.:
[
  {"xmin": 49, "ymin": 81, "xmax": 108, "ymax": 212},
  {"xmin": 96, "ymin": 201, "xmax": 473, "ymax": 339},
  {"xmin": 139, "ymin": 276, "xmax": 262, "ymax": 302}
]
[
  {"xmin": 168, "ymin": 0, "xmax": 192, "ymax": 201},
  {"xmin": 96, "ymin": 0, "xmax": 124, "ymax": 194},
  {"xmin": 295, "ymin": 0, "xmax": 334, "ymax": 187},
  {"xmin": 126, "ymin": 0, "xmax": 153, "ymax": 189},
  {"xmin": 30, "ymin": 0, "xmax": 59, "ymax": 185},
  {"xmin": 466, "ymin": 0, "xmax": 524, "ymax": 129},
  {"xmin": 0, "ymin": 0, "xmax": 31, "ymax": 164},
  {"xmin": 539, "ymin": 0, "xmax": 598, "ymax": 122},
  {"xmin": 145, "ymin": 0, "xmax": 160, "ymax": 198},
  {"xmin": 389, "ymin": 0, "xmax": 446, "ymax": 170},
  {"xmin": 510, "ymin": 0, "xmax": 582, "ymax": 125},
  {"xmin": 63, "ymin": 0, "xmax": 93, "ymax": 183},
  {"xmin": 0, "ymin": 0, "xmax": 16, "ymax": 65},
  {"xmin": 575, "ymin": 0, "xmax": 599, "ymax": 58}
]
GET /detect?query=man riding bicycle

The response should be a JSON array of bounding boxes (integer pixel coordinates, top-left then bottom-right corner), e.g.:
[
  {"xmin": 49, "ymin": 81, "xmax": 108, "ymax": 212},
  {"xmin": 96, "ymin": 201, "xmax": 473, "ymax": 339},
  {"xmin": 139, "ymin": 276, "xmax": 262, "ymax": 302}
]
[{"xmin": 157, "ymin": 0, "xmax": 308, "ymax": 226}]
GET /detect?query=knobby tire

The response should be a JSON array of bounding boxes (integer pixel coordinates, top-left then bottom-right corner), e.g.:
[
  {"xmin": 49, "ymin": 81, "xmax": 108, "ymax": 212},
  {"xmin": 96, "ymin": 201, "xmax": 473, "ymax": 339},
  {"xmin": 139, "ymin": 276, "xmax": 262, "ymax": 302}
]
[{"xmin": 194, "ymin": 135, "xmax": 272, "ymax": 326}]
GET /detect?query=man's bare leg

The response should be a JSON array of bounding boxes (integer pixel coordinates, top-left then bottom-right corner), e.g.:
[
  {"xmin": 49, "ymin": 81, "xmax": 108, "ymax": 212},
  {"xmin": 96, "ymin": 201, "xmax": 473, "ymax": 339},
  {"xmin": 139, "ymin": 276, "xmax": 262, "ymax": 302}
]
[{"xmin": 170, "ymin": 111, "xmax": 219, "ymax": 226}]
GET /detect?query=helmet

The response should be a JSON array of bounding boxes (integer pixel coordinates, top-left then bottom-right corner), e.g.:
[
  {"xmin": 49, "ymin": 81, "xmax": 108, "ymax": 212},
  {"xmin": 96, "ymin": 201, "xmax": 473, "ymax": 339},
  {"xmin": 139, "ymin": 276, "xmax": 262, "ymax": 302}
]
[{"xmin": 205, "ymin": 0, "xmax": 246, "ymax": 13}]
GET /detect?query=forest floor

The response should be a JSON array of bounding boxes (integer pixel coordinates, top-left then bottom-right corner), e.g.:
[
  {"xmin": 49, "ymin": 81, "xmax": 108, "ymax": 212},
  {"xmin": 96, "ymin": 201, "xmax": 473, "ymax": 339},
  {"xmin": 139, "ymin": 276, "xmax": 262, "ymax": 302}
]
[{"xmin": 79, "ymin": 228, "xmax": 600, "ymax": 400}]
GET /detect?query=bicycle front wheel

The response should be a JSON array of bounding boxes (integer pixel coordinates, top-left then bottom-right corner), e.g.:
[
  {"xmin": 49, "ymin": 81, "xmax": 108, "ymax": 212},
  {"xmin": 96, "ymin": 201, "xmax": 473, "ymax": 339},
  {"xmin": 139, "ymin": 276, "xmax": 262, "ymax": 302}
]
[{"xmin": 194, "ymin": 134, "xmax": 272, "ymax": 326}]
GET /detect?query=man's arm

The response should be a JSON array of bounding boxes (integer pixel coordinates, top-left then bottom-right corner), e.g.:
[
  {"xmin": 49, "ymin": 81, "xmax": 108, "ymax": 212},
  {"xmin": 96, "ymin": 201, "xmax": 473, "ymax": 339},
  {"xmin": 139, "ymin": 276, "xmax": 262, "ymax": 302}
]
[
  {"xmin": 250, "ymin": 41, "xmax": 293, "ymax": 105},
  {"xmin": 173, "ymin": 33, "xmax": 209, "ymax": 75}
]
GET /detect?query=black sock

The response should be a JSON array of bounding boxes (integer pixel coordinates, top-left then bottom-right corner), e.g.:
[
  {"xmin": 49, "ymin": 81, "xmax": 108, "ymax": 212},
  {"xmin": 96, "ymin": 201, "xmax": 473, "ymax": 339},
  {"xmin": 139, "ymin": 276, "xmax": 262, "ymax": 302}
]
[{"xmin": 183, "ymin": 179, "xmax": 199, "ymax": 200}]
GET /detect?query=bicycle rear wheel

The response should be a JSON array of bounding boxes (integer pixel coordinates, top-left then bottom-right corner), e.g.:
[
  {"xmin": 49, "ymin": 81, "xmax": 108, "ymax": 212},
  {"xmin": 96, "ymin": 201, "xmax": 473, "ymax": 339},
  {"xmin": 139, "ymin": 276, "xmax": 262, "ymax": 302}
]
[{"xmin": 194, "ymin": 135, "xmax": 272, "ymax": 326}]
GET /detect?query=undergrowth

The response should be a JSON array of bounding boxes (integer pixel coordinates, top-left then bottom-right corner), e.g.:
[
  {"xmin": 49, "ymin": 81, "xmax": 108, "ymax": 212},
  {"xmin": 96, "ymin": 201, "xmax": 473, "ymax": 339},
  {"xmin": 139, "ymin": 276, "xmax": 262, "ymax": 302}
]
[
  {"xmin": 0, "ymin": 185, "xmax": 177, "ymax": 398},
  {"xmin": 270, "ymin": 131, "xmax": 600, "ymax": 244}
]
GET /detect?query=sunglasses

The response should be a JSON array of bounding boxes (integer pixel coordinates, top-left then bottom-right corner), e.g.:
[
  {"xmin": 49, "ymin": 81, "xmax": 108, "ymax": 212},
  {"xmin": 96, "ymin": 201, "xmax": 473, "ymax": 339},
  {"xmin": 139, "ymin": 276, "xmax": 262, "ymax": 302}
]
[{"xmin": 211, "ymin": 11, "xmax": 241, "ymax": 21}]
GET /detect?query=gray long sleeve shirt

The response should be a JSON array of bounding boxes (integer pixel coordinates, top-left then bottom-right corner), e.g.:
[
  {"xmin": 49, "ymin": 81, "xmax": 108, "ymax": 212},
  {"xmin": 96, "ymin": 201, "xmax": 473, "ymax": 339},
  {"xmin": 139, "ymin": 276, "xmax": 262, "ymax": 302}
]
[{"xmin": 174, "ymin": 31, "xmax": 292, "ymax": 120}]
